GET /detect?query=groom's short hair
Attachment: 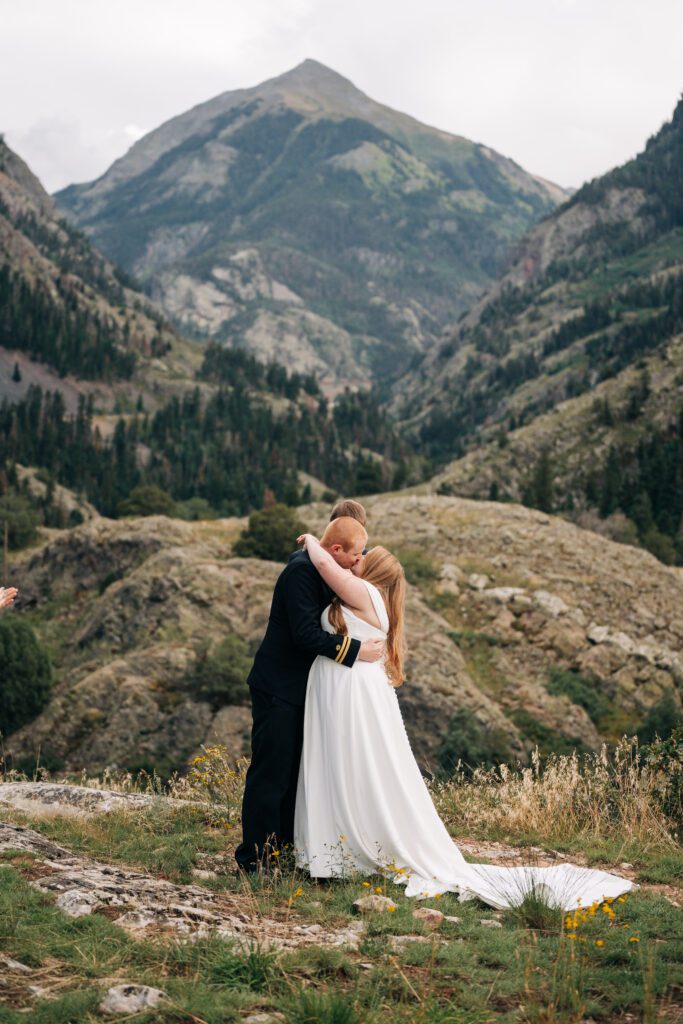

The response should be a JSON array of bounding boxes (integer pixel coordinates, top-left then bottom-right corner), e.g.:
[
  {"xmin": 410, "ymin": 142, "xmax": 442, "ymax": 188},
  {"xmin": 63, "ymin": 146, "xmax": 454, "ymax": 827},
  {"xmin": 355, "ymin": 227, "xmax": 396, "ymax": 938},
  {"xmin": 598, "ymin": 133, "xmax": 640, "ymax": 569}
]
[
  {"xmin": 329, "ymin": 499, "xmax": 366, "ymax": 526},
  {"xmin": 321, "ymin": 516, "xmax": 367, "ymax": 551}
]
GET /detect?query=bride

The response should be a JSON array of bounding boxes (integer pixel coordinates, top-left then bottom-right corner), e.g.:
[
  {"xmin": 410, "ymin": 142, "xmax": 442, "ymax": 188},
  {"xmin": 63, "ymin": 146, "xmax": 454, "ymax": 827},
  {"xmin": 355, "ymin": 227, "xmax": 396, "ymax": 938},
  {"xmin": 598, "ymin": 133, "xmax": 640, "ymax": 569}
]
[{"xmin": 293, "ymin": 529, "xmax": 634, "ymax": 911}]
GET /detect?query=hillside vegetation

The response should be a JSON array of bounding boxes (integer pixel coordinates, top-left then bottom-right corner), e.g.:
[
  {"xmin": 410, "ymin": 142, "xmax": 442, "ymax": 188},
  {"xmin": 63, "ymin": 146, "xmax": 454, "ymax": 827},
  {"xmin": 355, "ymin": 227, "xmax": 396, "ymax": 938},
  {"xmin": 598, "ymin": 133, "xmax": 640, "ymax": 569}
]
[{"xmin": 398, "ymin": 97, "xmax": 683, "ymax": 562}]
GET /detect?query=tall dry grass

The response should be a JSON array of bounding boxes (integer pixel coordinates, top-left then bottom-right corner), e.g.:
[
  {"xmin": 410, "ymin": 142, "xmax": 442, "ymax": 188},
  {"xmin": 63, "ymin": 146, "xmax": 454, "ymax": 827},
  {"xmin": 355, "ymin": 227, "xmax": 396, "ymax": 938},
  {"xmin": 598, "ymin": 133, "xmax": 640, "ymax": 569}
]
[
  {"xmin": 5, "ymin": 738, "xmax": 678, "ymax": 855},
  {"xmin": 432, "ymin": 739, "xmax": 678, "ymax": 851}
]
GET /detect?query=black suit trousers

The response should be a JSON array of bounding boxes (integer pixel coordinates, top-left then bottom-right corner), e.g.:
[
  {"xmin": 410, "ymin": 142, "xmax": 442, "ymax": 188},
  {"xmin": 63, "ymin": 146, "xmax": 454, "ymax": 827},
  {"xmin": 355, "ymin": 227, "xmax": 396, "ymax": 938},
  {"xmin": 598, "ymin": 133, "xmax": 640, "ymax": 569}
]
[{"xmin": 234, "ymin": 686, "xmax": 305, "ymax": 871}]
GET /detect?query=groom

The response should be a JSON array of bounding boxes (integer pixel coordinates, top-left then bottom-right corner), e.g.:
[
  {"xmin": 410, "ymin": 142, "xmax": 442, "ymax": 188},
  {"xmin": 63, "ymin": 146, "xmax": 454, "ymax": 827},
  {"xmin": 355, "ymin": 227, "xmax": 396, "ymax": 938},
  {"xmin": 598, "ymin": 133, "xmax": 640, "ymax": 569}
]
[{"xmin": 235, "ymin": 500, "xmax": 384, "ymax": 874}]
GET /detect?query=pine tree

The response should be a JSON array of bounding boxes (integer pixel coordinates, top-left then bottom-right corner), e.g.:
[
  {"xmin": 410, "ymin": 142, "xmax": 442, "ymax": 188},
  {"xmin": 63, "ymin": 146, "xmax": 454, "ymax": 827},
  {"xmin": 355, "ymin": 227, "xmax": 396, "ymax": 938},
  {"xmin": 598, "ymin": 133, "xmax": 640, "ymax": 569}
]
[
  {"xmin": 532, "ymin": 449, "xmax": 554, "ymax": 512},
  {"xmin": 599, "ymin": 447, "xmax": 622, "ymax": 517}
]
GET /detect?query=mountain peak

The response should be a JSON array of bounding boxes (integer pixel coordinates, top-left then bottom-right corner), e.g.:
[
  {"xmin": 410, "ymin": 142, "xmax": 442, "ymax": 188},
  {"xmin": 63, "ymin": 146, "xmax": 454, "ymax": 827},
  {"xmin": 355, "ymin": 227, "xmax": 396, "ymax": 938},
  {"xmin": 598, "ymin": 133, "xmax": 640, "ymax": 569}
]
[
  {"xmin": 254, "ymin": 57, "xmax": 367, "ymax": 108},
  {"xmin": 275, "ymin": 58, "xmax": 353, "ymax": 84}
]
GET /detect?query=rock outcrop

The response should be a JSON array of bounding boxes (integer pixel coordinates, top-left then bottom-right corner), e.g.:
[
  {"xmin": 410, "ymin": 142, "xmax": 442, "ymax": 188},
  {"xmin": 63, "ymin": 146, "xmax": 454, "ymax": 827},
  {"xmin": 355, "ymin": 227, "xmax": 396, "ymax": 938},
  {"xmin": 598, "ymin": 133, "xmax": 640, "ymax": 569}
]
[
  {"xmin": 5, "ymin": 494, "xmax": 681, "ymax": 778},
  {"xmin": 6, "ymin": 506, "xmax": 517, "ymax": 772},
  {"xmin": 0, "ymin": 818, "xmax": 362, "ymax": 950}
]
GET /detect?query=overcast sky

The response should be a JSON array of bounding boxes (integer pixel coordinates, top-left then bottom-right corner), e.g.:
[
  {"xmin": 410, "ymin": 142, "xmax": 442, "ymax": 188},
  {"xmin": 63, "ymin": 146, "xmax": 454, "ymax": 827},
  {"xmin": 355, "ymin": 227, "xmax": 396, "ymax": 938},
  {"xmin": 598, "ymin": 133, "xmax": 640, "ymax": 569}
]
[{"xmin": 1, "ymin": 0, "xmax": 681, "ymax": 194}]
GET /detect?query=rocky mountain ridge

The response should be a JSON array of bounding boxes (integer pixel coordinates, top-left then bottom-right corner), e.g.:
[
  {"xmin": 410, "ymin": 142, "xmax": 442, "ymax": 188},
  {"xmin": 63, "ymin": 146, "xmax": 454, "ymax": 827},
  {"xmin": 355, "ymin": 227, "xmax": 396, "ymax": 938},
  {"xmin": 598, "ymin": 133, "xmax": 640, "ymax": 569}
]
[{"xmin": 54, "ymin": 59, "xmax": 567, "ymax": 392}]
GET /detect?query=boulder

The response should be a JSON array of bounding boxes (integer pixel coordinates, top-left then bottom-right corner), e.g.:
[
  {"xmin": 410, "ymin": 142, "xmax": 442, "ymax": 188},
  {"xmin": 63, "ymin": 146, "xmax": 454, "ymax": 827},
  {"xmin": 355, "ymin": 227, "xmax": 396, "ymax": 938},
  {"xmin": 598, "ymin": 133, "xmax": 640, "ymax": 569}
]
[
  {"xmin": 352, "ymin": 894, "xmax": 397, "ymax": 914},
  {"xmin": 99, "ymin": 985, "xmax": 167, "ymax": 1015},
  {"xmin": 412, "ymin": 907, "xmax": 444, "ymax": 928}
]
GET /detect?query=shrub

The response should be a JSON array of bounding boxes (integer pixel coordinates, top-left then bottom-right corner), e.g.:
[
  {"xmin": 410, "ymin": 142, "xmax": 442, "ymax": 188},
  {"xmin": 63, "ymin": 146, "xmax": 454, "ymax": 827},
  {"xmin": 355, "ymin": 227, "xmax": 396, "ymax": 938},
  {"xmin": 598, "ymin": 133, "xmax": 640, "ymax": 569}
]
[
  {"xmin": 117, "ymin": 484, "xmax": 176, "ymax": 517},
  {"xmin": 392, "ymin": 545, "xmax": 438, "ymax": 586},
  {"xmin": 637, "ymin": 692, "xmax": 683, "ymax": 745},
  {"xmin": 639, "ymin": 727, "xmax": 683, "ymax": 828},
  {"xmin": 0, "ymin": 617, "xmax": 53, "ymax": 736},
  {"xmin": 641, "ymin": 526, "xmax": 677, "ymax": 564},
  {"xmin": 546, "ymin": 666, "xmax": 611, "ymax": 726},
  {"xmin": 192, "ymin": 635, "xmax": 253, "ymax": 706},
  {"xmin": 437, "ymin": 708, "xmax": 512, "ymax": 776},
  {"xmin": 175, "ymin": 497, "xmax": 218, "ymax": 521},
  {"xmin": 511, "ymin": 709, "xmax": 589, "ymax": 758},
  {"xmin": 233, "ymin": 503, "xmax": 307, "ymax": 561},
  {"xmin": 98, "ymin": 569, "xmax": 122, "ymax": 594},
  {"xmin": 0, "ymin": 491, "xmax": 40, "ymax": 549}
]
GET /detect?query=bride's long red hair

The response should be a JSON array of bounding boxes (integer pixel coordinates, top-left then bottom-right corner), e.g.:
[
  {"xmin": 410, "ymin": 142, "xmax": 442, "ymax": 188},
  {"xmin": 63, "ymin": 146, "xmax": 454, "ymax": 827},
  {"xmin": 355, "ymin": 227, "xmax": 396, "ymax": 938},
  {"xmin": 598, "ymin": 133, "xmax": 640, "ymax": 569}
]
[{"xmin": 328, "ymin": 545, "xmax": 406, "ymax": 687}]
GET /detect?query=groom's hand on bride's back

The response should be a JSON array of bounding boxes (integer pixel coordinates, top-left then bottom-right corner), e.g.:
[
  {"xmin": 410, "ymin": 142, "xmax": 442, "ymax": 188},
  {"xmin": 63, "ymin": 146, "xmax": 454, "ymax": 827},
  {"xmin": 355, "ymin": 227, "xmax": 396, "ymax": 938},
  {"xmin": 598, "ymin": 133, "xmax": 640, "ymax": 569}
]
[{"xmin": 358, "ymin": 637, "xmax": 385, "ymax": 662}]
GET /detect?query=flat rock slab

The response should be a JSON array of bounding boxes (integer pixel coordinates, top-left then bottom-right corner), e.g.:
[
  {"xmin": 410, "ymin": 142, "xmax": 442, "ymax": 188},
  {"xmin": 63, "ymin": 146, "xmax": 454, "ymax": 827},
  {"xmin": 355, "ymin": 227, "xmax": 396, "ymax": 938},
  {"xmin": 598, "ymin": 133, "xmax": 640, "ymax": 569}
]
[
  {"xmin": 0, "ymin": 821, "xmax": 362, "ymax": 951},
  {"xmin": 0, "ymin": 782, "xmax": 199, "ymax": 818}
]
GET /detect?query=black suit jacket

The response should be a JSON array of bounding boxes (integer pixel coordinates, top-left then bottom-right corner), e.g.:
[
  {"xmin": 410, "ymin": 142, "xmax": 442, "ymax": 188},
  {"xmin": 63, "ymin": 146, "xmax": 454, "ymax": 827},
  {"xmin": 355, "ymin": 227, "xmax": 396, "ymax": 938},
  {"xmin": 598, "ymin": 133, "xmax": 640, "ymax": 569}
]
[{"xmin": 247, "ymin": 550, "xmax": 360, "ymax": 706}]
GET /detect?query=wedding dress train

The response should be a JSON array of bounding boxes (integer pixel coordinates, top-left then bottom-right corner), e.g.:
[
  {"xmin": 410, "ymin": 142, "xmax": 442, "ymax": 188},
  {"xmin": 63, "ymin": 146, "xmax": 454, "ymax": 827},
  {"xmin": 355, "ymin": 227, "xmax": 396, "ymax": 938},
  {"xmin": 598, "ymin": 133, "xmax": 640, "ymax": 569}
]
[{"xmin": 293, "ymin": 579, "xmax": 635, "ymax": 911}]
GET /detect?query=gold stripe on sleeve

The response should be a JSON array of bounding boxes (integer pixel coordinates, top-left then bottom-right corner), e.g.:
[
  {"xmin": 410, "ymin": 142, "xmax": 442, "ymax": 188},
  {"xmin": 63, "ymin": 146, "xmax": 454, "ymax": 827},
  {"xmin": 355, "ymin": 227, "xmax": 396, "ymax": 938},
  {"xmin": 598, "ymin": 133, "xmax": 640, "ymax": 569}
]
[{"xmin": 335, "ymin": 634, "xmax": 350, "ymax": 663}]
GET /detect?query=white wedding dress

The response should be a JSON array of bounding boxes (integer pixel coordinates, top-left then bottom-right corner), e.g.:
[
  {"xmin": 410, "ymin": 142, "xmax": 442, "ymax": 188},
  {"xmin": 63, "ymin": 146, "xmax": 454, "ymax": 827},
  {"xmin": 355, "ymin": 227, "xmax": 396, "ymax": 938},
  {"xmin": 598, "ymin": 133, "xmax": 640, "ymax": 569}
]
[{"xmin": 294, "ymin": 579, "xmax": 635, "ymax": 911}]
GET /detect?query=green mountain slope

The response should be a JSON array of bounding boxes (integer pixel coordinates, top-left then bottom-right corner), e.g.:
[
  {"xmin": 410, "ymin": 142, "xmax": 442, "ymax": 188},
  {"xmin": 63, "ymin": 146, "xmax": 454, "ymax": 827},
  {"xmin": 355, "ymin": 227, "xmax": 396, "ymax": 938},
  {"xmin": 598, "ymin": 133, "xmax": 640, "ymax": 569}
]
[
  {"xmin": 54, "ymin": 59, "xmax": 566, "ymax": 390},
  {"xmin": 399, "ymin": 97, "xmax": 683, "ymax": 561},
  {"xmin": 0, "ymin": 135, "xmax": 195, "ymax": 408},
  {"xmin": 0, "ymin": 139, "xmax": 416, "ymax": 526}
]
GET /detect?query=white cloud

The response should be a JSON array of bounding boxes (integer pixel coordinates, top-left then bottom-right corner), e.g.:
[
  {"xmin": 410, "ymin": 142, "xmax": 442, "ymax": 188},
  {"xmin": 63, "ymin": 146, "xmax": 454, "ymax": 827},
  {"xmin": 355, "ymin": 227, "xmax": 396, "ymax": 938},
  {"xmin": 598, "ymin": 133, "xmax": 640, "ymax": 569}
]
[
  {"xmin": 0, "ymin": 0, "xmax": 681, "ymax": 192},
  {"xmin": 118, "ymin": 125, "xmax": 147, "ymax": 142},
  {"xmin": 5, "ymin": 117, "xmax": 150, "ymax": 191}
]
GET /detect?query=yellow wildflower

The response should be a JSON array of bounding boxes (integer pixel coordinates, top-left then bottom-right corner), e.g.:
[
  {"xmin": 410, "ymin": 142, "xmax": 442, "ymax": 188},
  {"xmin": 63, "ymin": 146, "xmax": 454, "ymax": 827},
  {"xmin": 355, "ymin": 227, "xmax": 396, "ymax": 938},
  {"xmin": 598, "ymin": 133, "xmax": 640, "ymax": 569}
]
[
  {"xmin": 595, "ymin": 939, "xmax": 604, "ymax": 947},
  {"xmin": 362, "ymin": 881, "xmax": 371, "ymax": 888},
  {"xmin": 388, "ymin": 905, "xmax": 396, "ymax": 913},
  {"xmin": 629, "ymin": 937, "xmax": 640, "ymax": 943}
]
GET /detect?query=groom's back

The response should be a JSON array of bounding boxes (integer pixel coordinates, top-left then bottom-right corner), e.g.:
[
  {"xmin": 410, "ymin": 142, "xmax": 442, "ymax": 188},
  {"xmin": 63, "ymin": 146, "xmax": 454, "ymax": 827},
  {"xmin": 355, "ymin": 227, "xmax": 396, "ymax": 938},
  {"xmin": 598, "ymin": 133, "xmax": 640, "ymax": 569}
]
[{"xmin": 247, "ymin": 550, "xmax": 332, "ymax": 706}]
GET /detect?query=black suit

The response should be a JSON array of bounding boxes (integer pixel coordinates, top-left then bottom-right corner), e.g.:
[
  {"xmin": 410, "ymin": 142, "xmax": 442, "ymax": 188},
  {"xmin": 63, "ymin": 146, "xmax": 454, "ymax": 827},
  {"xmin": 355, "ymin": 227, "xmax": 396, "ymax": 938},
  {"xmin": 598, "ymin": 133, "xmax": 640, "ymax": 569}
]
[{"xmin": 235, "ymin": 550, "xmax": 360, "ymax": 870}]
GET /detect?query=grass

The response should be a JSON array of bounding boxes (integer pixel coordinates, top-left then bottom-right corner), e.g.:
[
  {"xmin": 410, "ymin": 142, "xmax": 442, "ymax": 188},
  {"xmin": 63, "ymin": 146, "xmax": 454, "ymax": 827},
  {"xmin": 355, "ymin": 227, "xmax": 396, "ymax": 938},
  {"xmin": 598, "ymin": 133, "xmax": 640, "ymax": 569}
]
[
  {"xmin": 0, "ymin": 833, "xmax": 680, "ymax": 1023},
  {"xmin": 573, "ymin": 228, "xmax": 683, "ymax": 304},
  {"xmin": 0, "ymin": 802, "xmax": 230, "ymax": 885},
  {"xmin": 0, "ymin": 744, "xmax": 681, "ymax": 1021}
]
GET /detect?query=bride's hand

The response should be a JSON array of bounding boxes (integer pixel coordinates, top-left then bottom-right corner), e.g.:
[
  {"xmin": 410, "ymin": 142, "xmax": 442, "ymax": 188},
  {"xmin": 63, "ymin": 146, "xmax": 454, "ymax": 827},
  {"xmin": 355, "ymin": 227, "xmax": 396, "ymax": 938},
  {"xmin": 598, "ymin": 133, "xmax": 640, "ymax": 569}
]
[
  {"xmin": 297, "ymin": 533, "xmax": 318, "ymax": 549},
  {"xmin": 0, "ymin": 586, "xmax": 18, "ymax": 610}
]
